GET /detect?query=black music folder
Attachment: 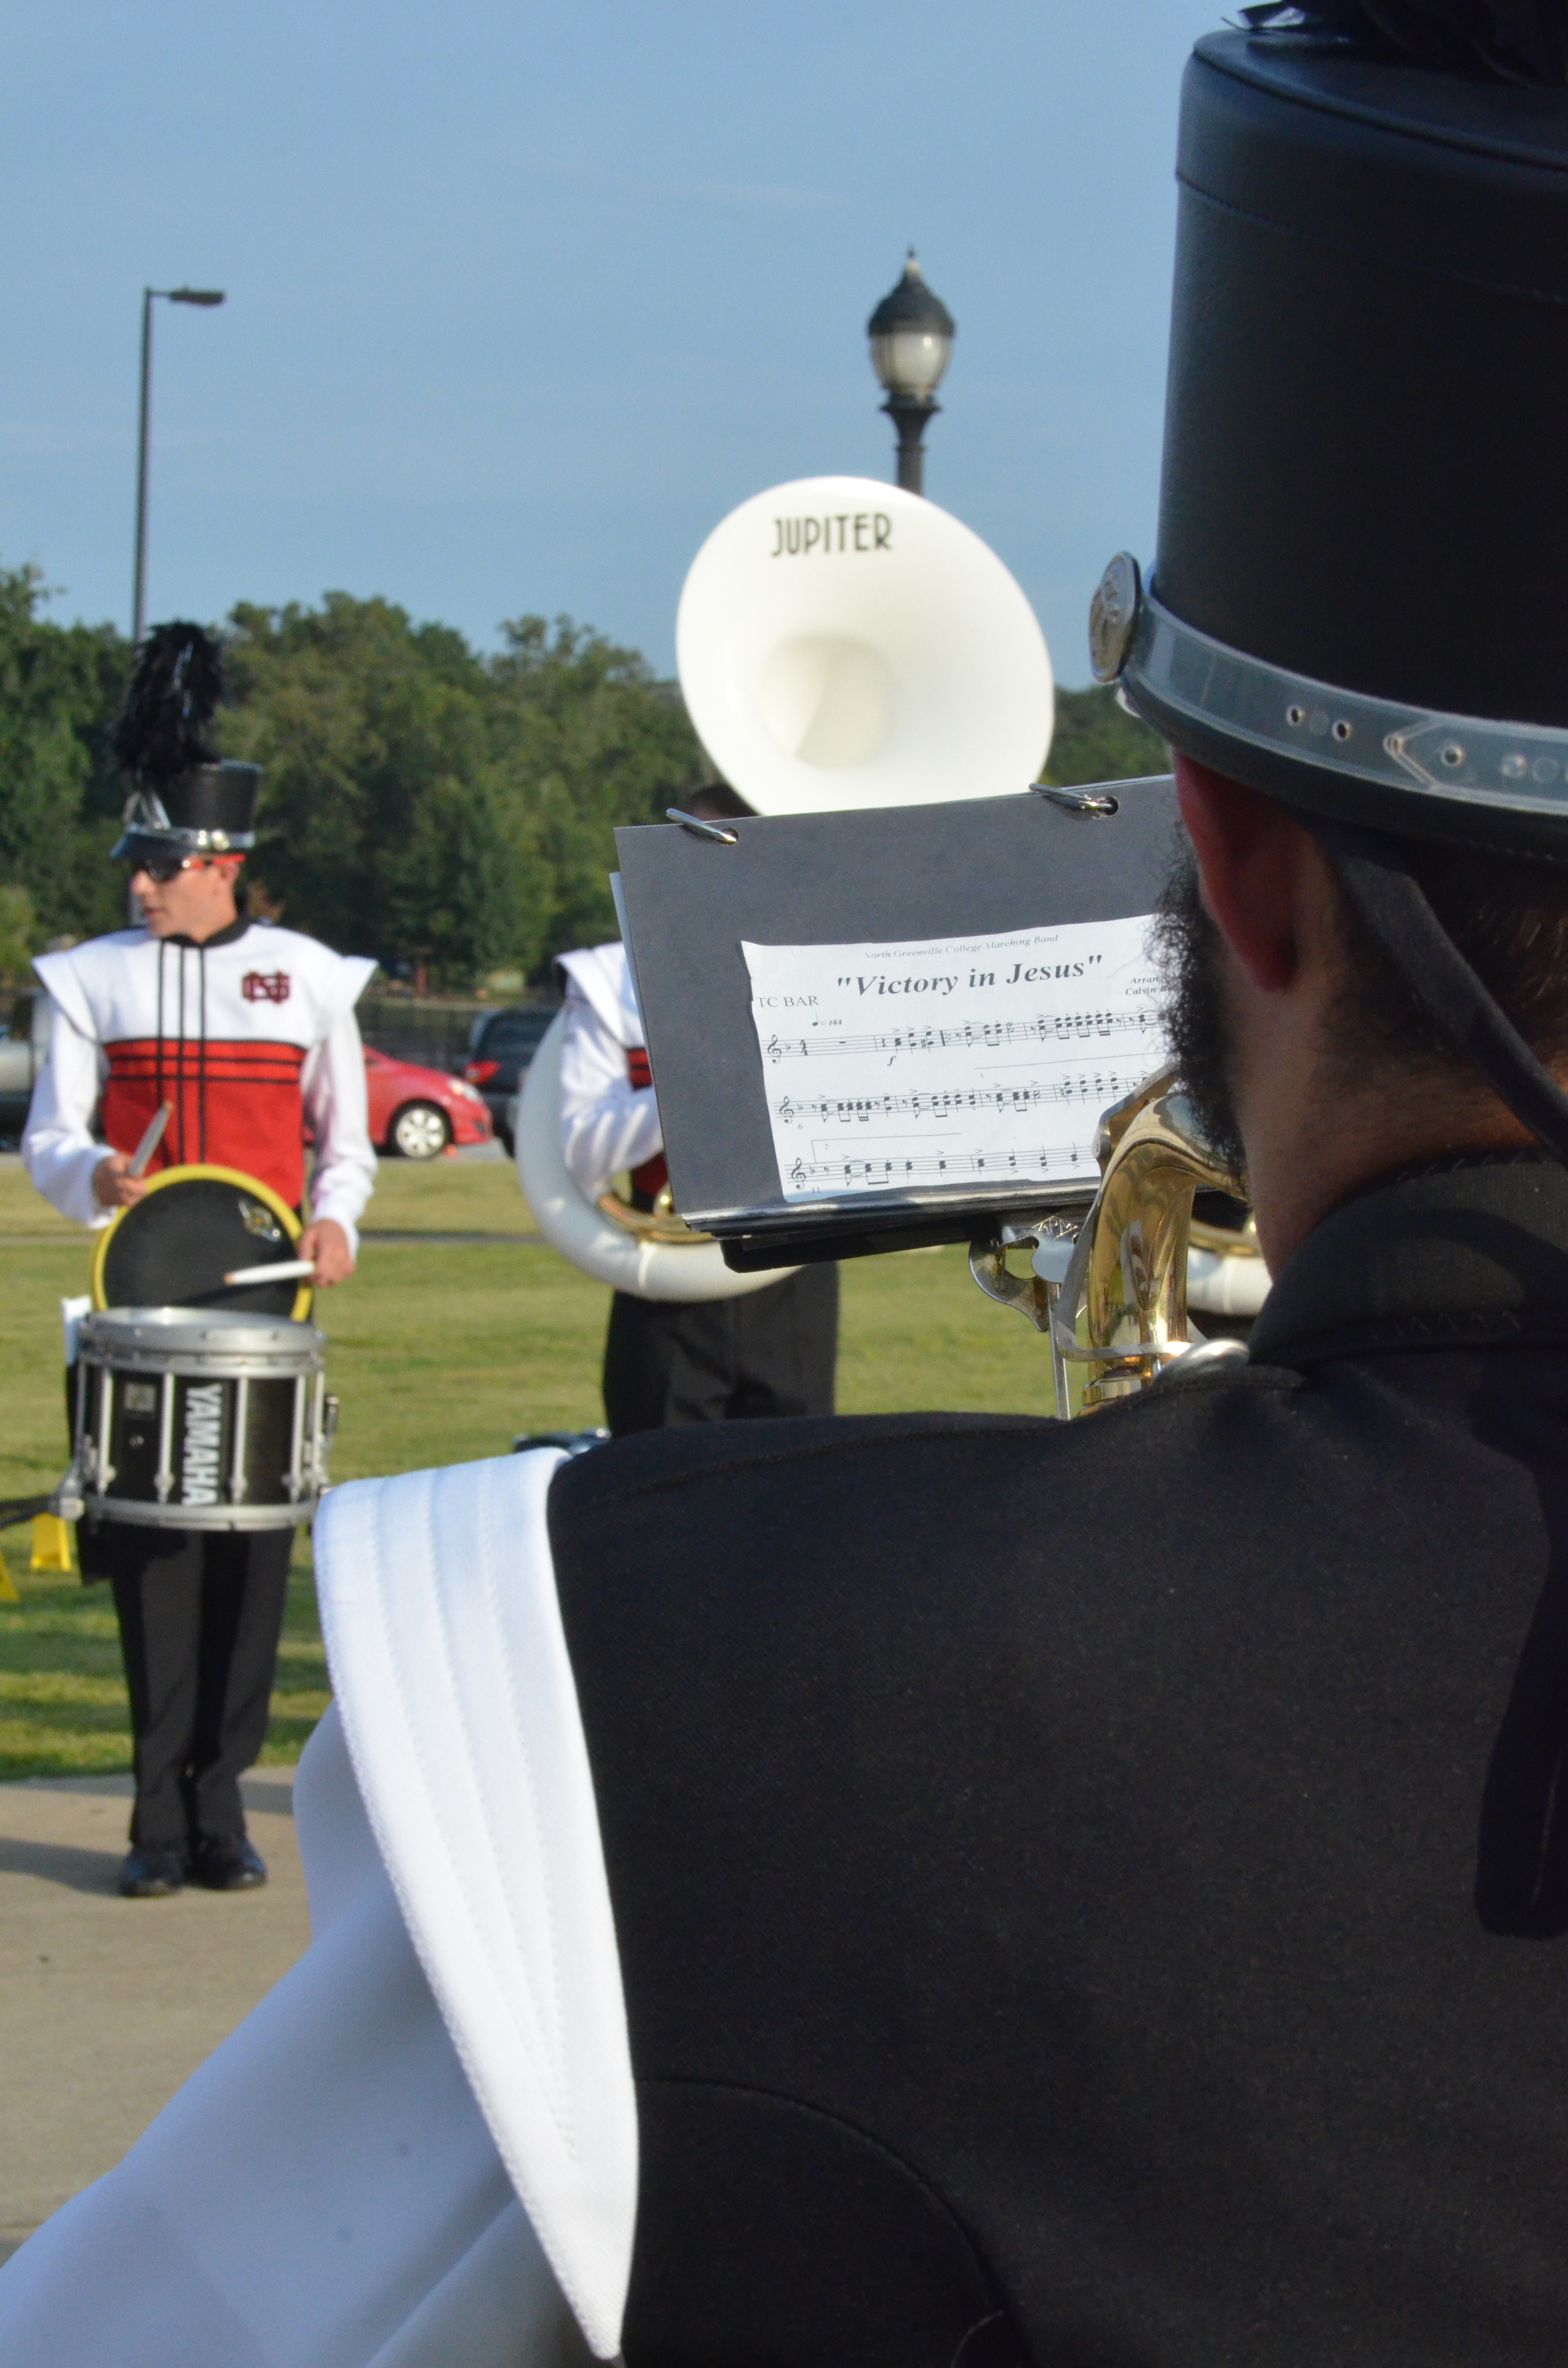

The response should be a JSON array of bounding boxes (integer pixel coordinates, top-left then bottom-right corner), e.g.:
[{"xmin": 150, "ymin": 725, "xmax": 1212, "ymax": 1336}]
[{"xmin": 613, "ymin": 777, "xmax": 1180, "ymax": 1270}]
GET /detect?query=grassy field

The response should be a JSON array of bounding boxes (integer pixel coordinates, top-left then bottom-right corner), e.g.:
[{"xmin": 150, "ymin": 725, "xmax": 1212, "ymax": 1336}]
[{"xmin": 0, "ymin": 1154, "xmax": 1056, "ymax": 1778}]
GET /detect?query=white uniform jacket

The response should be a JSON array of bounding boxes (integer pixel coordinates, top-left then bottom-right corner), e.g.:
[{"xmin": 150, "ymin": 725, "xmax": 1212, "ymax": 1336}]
[
  {"xmin": 556, "ymin": 942, "xmax": 664, "ymax": 1201},
  {"xmin": 23, "ymin": 920, "xmax": 378, "ymax": 1250}
]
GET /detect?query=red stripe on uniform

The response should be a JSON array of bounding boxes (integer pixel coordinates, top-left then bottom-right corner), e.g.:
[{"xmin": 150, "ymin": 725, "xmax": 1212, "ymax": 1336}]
[
  {"xmin": 624, "ymin": 1045, "xmax": 665, "ymax": 1192},
  {"xmin": 103, "ymin": 1038, "xmax": 309, "ymax": 1206},
  {"xmin": 107, "ymin": 1038, "xmax": 305, "ymax": 1079}
]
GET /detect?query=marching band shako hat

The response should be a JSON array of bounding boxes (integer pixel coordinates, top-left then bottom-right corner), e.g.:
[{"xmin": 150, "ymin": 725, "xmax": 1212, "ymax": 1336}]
[
  {"xmin": 1089, "ymin": 1, "xmax": 1568, "ymax": 1164},
  {"xmin": 110, "ymin": 621, "xmax": 260, "ymax": 864}
]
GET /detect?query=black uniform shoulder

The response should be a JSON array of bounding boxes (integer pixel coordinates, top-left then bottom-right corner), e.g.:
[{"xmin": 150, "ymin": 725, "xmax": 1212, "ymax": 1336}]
[
  {"xmin": 1251, "ymin": 1154, "xmax": 1568, "ymax": 1365},
  {"xmin": 552, "ymin": 1408, "xmax": 1042, "ymax": 1509},
  {"xmin": 547, "ymin": 1362, "xmax": 1303, "ymax": 1569}
]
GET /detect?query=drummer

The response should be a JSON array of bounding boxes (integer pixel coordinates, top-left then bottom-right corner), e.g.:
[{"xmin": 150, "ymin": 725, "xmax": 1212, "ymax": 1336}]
[{"xmin": 21, "ymin": 623, "xmax": 376, "ymax": 1900}]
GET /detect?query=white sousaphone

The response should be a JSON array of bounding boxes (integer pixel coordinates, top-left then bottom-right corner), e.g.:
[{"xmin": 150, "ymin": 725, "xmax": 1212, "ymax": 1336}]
[{"xmin": 517, "ymin": 473, "xmax": 1056, "ymax": 1299}]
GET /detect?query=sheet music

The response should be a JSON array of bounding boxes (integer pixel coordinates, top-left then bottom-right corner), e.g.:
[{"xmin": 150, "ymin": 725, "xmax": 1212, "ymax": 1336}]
[{"xmin": 743, "ymin": 915, "xmax": 1166, "ymax": 1201}]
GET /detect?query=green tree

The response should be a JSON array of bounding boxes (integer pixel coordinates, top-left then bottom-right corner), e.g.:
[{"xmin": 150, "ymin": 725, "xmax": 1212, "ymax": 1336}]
[
  {"xmin": 219, "ymin": 597, "xmax": 705, "ymax": 984},
  {"xmin": 0, "ymin": 565, "xmax": 131, "ymax": 942},
  {"xmin": 0, "ymin": 884, "xmax": 38, "ymax": 983},
  {"xmin": 219, "ymin": 594, "xmax": 498, "ymax": 969},
  {"xmin": 489, "ymin": 616, "xmax": 706, "ymax": 961},
  {"xmin": 1046, "ymin": 683, "xmax": 1169, "ymax": 789},
  {"xmin": 386, "ymin": 773, "xmax": 546, "ymax": 983},
  {"xmin": 0, "ymin": 565, "xmax": 1168, "ymax": 994}
]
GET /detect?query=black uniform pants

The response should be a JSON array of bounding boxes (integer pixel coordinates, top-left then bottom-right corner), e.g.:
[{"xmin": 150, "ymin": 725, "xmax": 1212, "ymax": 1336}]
[
  {"xmin": 603, "ymin": 1262, "xmax": 839, "ymax": 1435},
  {"xmin": 84, "ymin": 1522, "xmax": 292, "ymax": 1852}
]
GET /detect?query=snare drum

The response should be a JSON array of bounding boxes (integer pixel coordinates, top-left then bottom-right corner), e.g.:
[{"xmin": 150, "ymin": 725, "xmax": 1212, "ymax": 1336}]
[
  {"xmin": 60, "ymin": 1308, "xmax": 333, "ymax": 1532},
  {"xmin": 91, "ymin": 1166, "xmax": 312, "ymax": 1320}
]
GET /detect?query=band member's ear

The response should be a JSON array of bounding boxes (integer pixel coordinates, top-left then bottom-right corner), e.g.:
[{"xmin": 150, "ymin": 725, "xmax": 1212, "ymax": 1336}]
[{"xmin": 1175, "ymin": 753, "xmax": 1313, "ymax": 998}]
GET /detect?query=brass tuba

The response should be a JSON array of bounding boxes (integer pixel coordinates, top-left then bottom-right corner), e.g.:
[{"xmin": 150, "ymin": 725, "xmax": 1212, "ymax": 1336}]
[
  {"xmin": 519, "ymin": 471, "xmax": 1057, "ymax": 1303},
  {"xmin": 969, "ymin": 1066, "xmax": 1254, "ymax": 1419}
]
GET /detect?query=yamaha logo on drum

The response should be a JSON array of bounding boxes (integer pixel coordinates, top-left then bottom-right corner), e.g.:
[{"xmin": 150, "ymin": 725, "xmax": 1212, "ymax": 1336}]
[
  {"xmin": 181, "ymin": 1383, "xmax": 225, "ymax": 1507},
  {"xmin": 770, "ymin": 512, "xmax": 892, "ymax": 558}
]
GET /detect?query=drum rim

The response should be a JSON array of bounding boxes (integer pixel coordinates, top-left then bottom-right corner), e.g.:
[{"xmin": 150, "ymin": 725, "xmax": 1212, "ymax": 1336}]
[
  {"xmin": 90, "ymin": 1164, "xmax": 313, "ymax": 1322},
  {"xmin": 75, "ymin": 1493, "xmax": 313, "ymax": 1531},
  {"xmin": 80, "ymin": 1303, "xmax": 326, "ymax": 1365}
]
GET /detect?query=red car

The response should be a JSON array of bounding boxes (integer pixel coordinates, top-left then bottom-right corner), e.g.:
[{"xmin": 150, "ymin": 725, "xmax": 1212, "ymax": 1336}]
[{"xmin": 363, "ymin": 1046, "xmax": 494, "ymax": 1159}]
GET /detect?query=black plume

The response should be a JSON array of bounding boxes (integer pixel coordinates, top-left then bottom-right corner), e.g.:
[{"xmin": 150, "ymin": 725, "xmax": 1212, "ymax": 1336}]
[
  {"xmin": 1240, "ymin": 1, "xmax": 1568, "ymax": 84},
  {"xmin": 112, "ymin": 620, "xmax": 226, "ymax": 780}
]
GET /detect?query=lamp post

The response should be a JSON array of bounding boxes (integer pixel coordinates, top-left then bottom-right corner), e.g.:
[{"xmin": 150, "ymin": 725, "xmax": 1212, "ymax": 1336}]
[
  {"xmin": 866, "ymin": 250, "xmax": 955, "ymax": 497},
  {"xmin": 132, "ymin": 285, "xmax": 226, "ymax": 643}
]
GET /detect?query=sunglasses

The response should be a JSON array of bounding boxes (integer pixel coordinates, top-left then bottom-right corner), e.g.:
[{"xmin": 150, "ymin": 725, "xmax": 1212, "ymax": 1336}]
[{"xmin": 127, "ymin": 852, "xmax": 230, "ymax": 885}]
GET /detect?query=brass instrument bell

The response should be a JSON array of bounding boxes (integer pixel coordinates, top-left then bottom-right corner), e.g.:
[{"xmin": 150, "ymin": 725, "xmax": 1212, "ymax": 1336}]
[{"xmin": 970, "ymin": 1066, "xmax": 1251, "ymax": 1420}]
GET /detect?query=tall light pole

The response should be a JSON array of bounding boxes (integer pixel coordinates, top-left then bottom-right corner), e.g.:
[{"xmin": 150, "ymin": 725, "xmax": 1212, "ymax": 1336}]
[
  {"xmin": 867, "ymin": 250, "xmax": 955, "ymax": 497},
  {"xmin": 132, "ymin": 285, "xmax": 226, "ymax": 644}
]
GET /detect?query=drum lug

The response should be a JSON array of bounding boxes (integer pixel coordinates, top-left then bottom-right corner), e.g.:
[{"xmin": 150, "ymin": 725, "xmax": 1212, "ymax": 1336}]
[
  {"xmin": 95, "ymin": 1365, "xmax": 116, "ymax": 1490},
  {"xmin": 228, "ymin": 1374, "xmax": 250, "ymax": 1504},
  {"xmin": 154, "ymin": 1370, "xmax": 175, "ymax": 1503},
  {"xmin": 52, "ymin": 1462, "xmax": 85, "ymax": 1524}
]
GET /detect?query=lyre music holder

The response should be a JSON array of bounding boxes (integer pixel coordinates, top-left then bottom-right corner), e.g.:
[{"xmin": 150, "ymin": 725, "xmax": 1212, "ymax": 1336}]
[{"xmin": 614, "ymin": 776, "xmax": 1180, "ymax": 1272}]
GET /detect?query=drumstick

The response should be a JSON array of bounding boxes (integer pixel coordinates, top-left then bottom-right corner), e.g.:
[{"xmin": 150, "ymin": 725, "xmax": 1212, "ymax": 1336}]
[
  {"xmin": 222, "ymin": 1257, "xmax": 317, "ymax": 1288},
  {"xmin": 127, "ymin": 1100, "xmax": 174, "ymax": 1177}
]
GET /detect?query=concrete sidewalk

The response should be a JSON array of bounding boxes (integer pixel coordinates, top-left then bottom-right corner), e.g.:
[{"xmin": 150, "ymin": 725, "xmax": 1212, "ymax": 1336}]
[{"xmin": 0, "ymin": 1764, "xmax": 309, "ymax": 2261}]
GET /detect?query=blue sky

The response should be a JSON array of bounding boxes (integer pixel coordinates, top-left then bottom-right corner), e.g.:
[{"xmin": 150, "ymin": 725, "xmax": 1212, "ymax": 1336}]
[{"xmin": 2, "ymin": 1, "xmax": 1218, "ymax": 685}]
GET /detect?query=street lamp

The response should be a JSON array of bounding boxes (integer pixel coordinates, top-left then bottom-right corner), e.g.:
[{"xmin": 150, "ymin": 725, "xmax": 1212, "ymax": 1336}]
[
  {"xmin": 866, "ymin": 249, "xmax": 955, "ymax": 497},
  {"xmin": 132, "ymin": 285, "xmax": 226, "ymax": 643}
]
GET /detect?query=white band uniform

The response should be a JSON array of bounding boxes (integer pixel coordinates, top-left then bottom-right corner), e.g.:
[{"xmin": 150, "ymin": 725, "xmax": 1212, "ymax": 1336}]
[
  {"xmin": 521, "ymin": 948, "xmax": 787, "ymax": 1302},
  {"xmin": 23, "ymin": 923, "xmax": 376, "ymax": 1248}
]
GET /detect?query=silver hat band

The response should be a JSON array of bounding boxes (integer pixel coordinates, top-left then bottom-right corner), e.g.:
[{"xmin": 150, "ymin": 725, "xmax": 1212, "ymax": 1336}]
[
  {"xmin": 1093, "ymin": 554, "xmax": 1568, "ymax": 822},
  {"xmin": 112, "ymin": 826, "xmax": 255, "ymax": 855},
  {"xmin": 114, "ymin": 790, "xmax": 253, "ymax": 856},
  {"xmin": 128, "ymin": 827, "xmax": 253, "ymax": 852}
]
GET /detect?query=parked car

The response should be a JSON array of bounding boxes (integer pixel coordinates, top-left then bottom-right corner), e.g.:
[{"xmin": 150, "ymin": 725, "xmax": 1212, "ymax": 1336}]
[
  {"xmin": 363, "ymin": 1046, "xmax": 493, "ymax": 1160},
  {"xmin": 0, "ymin": 992, "xmax": 48, "ymax": 1144},
  {"xmin": 463, "ymin": 1006, "xmax": 558, "ymax": 1153}
]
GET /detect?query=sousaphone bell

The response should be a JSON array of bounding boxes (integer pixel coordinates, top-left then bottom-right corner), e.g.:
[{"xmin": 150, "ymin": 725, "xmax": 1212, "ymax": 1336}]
[{"xmin": 518, "ymin": 474, "xmax": 1057, "ymax": 1299}]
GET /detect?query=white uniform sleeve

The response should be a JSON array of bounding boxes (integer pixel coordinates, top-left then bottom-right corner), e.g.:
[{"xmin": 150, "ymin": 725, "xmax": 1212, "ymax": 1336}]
[
  {"xmin": 300, "ymin": 1004, "xmax": 377, "ymax": 1257},
  {"xmin": 558, "ymin": 990, "xmax": 663, "ymax": 1201},
  {"xmin": 0, "ymin": 1454, "xmax": 637, "ymax": 2367},
  {"xmin": 0, "ymin": 1706, "xmax": 595, "ymax": 2368},
  {"xmin": 20, "ymin": 996, "xmax": 111, "ymax": 1229}
]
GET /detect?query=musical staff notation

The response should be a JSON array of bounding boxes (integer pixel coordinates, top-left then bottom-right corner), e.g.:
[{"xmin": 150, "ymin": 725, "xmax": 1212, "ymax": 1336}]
[
  {"xmin": 775, "ymin": 1070, "xmax": 1145, "ymax": 1130},
  {"xmin": 763, "ymin": 1009, "xmax": 1159, "ymax": 1065},
  {"xmin": 743, "ymin": 914, "xmax": 1166, "ymax": 1206},
  {"xmin": 788, "ymin": 1144, "xmax": 1087, "ymax": 1193}
]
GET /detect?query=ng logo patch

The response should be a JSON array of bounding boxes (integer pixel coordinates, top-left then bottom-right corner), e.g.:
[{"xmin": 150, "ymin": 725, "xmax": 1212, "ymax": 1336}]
[{"xmin": 239, "ymin": 1198, "xmax": 283, "ymax": 1243}]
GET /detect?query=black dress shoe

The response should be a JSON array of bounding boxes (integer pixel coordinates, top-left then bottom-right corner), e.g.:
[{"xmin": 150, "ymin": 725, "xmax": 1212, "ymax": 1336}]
[
  {"xmin": 186, "ymin": 1834, "xmax": 267, "ymax": 1891},
  {"xmin": 119, "ymin": 1845, "xmax": 185, "ymax": 1898}
]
